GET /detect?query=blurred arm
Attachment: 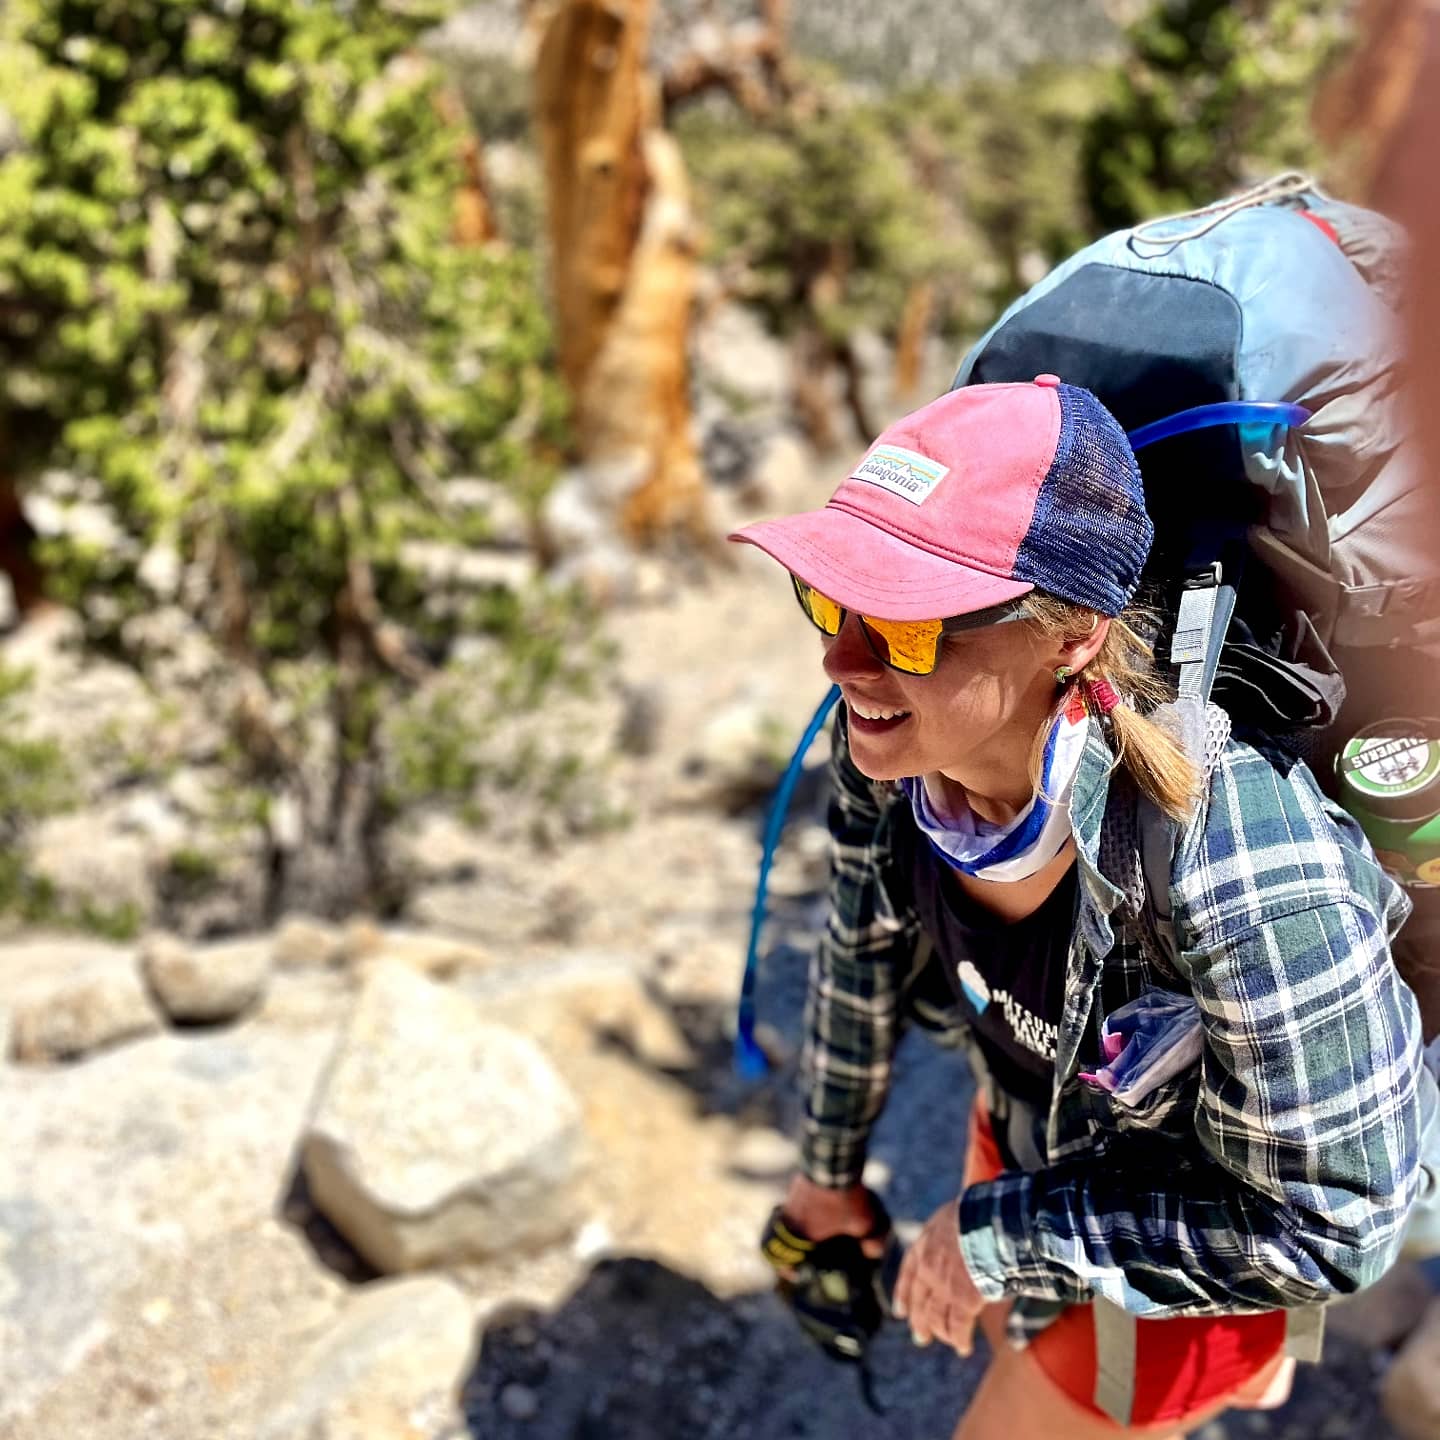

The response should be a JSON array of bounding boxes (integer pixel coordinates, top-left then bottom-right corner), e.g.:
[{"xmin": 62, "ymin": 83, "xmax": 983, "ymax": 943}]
[{"xmin": 800, "ymin": 705, "xmax": 918, "ymax": 1188}]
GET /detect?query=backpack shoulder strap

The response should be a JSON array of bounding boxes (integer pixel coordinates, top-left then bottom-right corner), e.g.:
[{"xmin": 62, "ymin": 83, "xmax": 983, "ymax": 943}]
[
  {"xmin": 1139, "ymin": 800, "xmax": 1180, "ymax": 965},
  {"xmin": 1135, "ymin": 700, "xmax": 1232, "ymax": 967}
]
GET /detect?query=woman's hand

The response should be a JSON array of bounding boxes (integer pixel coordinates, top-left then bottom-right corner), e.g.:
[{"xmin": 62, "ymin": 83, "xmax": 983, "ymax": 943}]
[
  {"xmin": 892, "ymin": 1197, "xmax": 986, "ymax": 1355},
  {"xmin": 766, "ymin": 1175, "xmax": 888, "ymax": 1276},
  {"xmin": 779, "ymin": 1175, "xmax": 889, "ymax": 1248}
]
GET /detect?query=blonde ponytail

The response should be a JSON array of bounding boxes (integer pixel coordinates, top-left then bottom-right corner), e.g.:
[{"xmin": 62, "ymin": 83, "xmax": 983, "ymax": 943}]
[{"xmin": 1023, "ymin": 594, "xmax": 1201, "ymax": 822}]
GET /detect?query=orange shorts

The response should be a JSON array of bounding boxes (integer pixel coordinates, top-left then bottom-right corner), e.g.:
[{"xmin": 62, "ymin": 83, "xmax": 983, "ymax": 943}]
[{"xmin": 966, "ymin": 1105, "xmax": 1291, "ymax": 1428}]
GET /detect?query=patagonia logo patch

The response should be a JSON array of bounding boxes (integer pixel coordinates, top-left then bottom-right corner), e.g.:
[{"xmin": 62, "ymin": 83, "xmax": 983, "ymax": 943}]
[{"xmin": 850, "ymin": 444, "xmax": 949, "ymax": 505}]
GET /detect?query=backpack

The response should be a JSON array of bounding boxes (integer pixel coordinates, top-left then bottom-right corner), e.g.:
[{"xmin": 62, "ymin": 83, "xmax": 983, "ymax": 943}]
[
  {"xmin": 964, "ymin": 175, "xmax": 1440, "ymax": 1265},
  {"xmin": 954, "ymin": 172, "xmax": 1440, "ymax": 746}
]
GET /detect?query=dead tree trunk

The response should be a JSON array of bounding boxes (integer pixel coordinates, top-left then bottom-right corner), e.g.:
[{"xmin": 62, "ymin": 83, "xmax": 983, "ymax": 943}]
[
  {"xmin": 434, "ymin": 87, "xmax": 499, "ymax": 247},
  {"xmin": 0, "ymin": 480, "xmax": 43, "ymax": 616},
  {"xmin": 893, "ymin": 280, "xmax": 935, "ymax": 404},
  {"xmin": 532, "ymin": 0, "xmax": 708, "ymax": 544}
]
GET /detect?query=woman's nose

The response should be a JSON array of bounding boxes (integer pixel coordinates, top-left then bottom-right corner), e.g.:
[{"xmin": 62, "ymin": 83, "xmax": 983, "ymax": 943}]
[{"xmin": 822, "ymin": 614, "xmax": 883, "ymax": 683}]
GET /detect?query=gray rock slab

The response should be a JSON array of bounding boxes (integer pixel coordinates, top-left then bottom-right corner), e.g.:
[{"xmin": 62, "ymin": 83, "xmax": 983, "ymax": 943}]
[
  {"xmin": 272, "ymin": 916, "xmax": 345, "ymax": 971},
  {"xmin": 2, "ymin": 1022, "xmax": 339, "ymax": 1246},
  {"xmin": 0, "ymin": 1195, "xmax": 145, "ymax": 1428},
  {"xmin": 389, "ymin": 809, "xmax": 492, "ymax": 887},
  {"xmin": 0, "ymin": 1013, "xmax": 341, "ymax": 1430},
  {"xmin": 675, "ymin": 695, "xmax": 787, "ymax": 810},
  {"xmin": 254, "ymin": 1276, "xmax": 474, "ymax": 1440},
  {"xmin": 27, "ymin": 811, "xmax": 155, "ymax": 925},
  {"xmin": 7, "ymin": 1218, "xmax": 347, "ymax": 1440},
  {"xmin": 694, "ymin": 301, "xmax": 790, "ymax": 412},
  {"xmin": 468, "ymin": 948, "xmax": 695, "ymax": 1072},
  {"xmin": 301, "ymin": 962, "xmax": 584, "ymax": 1273},
  {"xmin": 0, "ymin": 935, "xmax": 140, "ymax": 1038},
  {"xmin": 342, "ymin": 923, "xmax": 496, "ymax": 983}
]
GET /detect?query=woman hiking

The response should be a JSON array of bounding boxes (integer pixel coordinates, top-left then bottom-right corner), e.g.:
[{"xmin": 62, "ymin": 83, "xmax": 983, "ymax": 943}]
[{"xmin": 730, "ymin": 377, "xmax": 1437, "ymax": 1438}]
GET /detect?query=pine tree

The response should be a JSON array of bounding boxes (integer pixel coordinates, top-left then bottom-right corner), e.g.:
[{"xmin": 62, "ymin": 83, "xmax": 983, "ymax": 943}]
[
  {"xmin": 1081, "ymin": 0, "xmax": 1349, "ymax": 231},
  {"xmin": 0, "ymin": 0, "xmax": 569, "ymax": 912}
]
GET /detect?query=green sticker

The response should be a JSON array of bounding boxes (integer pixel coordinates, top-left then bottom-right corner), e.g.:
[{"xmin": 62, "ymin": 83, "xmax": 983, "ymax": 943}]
[{"xmin": 1341, "ymin": 733, "xmax": 1440, "ymax": 798}]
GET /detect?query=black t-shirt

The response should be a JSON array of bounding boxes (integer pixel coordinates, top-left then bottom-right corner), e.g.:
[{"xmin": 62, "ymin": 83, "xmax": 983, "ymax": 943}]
[{"xmin": 901, "ymin": 810, "xmax": 1078, "ymax": 1110}]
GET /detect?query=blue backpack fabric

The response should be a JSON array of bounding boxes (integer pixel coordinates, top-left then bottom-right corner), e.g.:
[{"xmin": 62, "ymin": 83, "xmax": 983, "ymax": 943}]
[{"xmin": 954, "ymin": 173, "xmax": 1440, "ymax": 738}]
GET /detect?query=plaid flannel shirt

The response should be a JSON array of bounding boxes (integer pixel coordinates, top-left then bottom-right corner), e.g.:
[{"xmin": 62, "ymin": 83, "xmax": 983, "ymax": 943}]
[{"xmin": 803, "ymin": 705, "xmax": 1434, "ymax": 1343}]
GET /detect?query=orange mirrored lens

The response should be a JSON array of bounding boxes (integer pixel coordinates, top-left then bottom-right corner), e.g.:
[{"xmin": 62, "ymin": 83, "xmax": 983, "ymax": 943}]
[
  {"xmin": 859, "ymin": 616, "xmax": 944, "ymax": 674},
  {"xmin": 793, "ymin": 577, "xmax": 843, "ymax": 636},
  {"xmin": 793, "ymin": 574, "xmax": 945, "ymax": 673}
]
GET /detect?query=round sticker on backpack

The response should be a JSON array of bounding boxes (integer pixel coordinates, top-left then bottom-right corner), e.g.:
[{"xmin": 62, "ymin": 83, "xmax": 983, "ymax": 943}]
[{"xmin": 1339, "ymin": 720, "xmax": 1440, "ymax": 887}]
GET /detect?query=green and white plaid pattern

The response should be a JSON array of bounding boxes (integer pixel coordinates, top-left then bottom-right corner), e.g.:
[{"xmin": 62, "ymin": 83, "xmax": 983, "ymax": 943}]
[{"xmin": 803, "ymin": 707, "xmax": 1432, "ymax": 1342}]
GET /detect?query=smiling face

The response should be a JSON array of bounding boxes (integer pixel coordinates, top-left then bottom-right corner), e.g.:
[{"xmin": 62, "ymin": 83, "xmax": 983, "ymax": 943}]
[{"xmin": 821, "ymin": 607, "xmax": 1104, "ymax": 812}]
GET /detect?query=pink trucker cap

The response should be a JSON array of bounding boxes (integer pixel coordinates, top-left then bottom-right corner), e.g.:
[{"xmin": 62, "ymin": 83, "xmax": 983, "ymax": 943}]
[{"xmin": 728, "ymin": 377, "xmax": 1152, "ymax": 621}]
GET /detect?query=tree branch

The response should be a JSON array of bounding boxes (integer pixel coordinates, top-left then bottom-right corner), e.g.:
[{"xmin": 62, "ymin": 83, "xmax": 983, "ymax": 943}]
[
  {"xmin": 335, "ymin": 481, "xmax": 430, "ymax": 686},
  {"xmin": 264, "ymin": 335, "xmax": 340, "ymax": 474},
  {"xmin": 660, "ymin": 3, "xmax": 795, "ymax": 120}
]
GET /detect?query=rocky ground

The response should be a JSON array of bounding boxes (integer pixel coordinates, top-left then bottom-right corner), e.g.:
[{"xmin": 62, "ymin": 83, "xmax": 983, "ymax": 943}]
[
  {"xmin": 3, "ymin": 319, "xmax": 1438, "ymax": 1438},
  {"xmin": 4, "ymin": 525, "xmax": 1438, "ymax": 1438}
]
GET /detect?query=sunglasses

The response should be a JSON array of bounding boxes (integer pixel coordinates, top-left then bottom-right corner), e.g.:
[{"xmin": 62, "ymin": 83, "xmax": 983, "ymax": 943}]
[{"xmin": 790, "ymin": 574, "xmax": 1029, "ymax": 675}]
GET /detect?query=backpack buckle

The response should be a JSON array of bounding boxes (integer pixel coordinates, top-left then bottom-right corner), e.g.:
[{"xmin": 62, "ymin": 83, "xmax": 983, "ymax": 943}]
[
  {"xmin": 1171, "ymin": 563, "xmax": 1235, "ymax": 701},
  {"xmin": 1171, "ymin": 563, "xmax": 1222, "ymax": 667}
]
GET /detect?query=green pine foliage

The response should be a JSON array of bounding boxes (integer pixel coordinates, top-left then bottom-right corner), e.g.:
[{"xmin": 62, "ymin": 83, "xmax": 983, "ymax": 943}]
[
  {"xmin": 0, "ymin": 0, "xmax": 567, "ymax": 652},
  {"xmin": 0, "ymin": 1, "xmax": 585, "ymax": 906},
  {"xmin": 676, "ymin": 87, "xmax": 981, "ymax": 343},
  {"xmin": 875, "ymin": 68, "xmax": 1108, "ymax": 313},
  {"xmin": 0, "ymin": 663, "xmax": 72, "ymax": 926},
  {"xmin": 1081, "ymin": 0, "xmax": 1349, "ymax": 231},
  {"xmin": 676, "ymin": 66, "xmax": 1109, "ymax": 348}
]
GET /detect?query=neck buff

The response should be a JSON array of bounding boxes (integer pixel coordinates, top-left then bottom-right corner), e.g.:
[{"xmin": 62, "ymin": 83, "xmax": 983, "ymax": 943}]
[{"xmin": 900, "ymin": 699, "xmax": 1089, "ymax": 883}]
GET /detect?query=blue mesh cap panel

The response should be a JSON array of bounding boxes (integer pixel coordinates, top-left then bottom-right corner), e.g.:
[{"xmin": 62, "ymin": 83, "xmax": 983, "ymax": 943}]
[{"xmin": 1011, "ymin": 384, "xmax": 1153, "ymax": 616}]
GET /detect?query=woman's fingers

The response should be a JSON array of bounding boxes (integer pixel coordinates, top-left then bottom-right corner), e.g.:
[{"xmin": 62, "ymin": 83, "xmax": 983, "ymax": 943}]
[
  {"xmin": 892, "ymin": 1246, "xmax": 916, "ymax": 1320},
  {"xmin": 895, "ymin": 1226, "xmax": 984, "ymax": 1354},
  {"xmin": 942, "ymin": 1301, "xmax": 976, "ymax": 1358},
  {"xmin": 906, "ymin": 1276, "xmax": 946, "ymax": 1347}
]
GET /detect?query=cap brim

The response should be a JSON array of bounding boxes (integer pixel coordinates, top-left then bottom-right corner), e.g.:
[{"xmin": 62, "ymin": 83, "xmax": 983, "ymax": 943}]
[{"xmin": 729, "ymin": 507, "xmax": 1033, "ymax": 622}]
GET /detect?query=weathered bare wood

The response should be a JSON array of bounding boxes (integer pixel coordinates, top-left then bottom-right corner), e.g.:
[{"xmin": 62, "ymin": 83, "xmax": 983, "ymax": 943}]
[
  {"xmin": 533, "ymin": 0, "xmax": 708, "ymax": 542},
  {"xmin": 660, "ymin": 0, "xmax": 795, "ymax": 120},
  {"xmin": 534, "ymin": 0, "xmax": 651, "ymax": 399},
  {"xmin": 433, "ymin": 86, "xmax": 499, "ymax": 246},
  {"xmin": 893, "ymin": 280, "xmax": 935, "ymax": 403},
  {"xmin": 453, "ymin": 132, "xmax": 499, "ymax": 246}
]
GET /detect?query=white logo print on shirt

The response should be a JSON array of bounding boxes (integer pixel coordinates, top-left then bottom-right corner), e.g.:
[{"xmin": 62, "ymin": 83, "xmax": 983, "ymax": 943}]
[{"xmin": 956, "ymin": 960, "xmax": 1058, "ymax": 1061}]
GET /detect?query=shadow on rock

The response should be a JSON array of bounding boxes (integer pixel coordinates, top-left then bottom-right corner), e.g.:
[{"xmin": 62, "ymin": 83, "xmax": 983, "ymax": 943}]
[
  {"xmin": 278, "ymin": 1163, "xmax": 381, "ymax": 1285},
  {"xmin": 463, "ymin": 1255, "xmax": 982, "ymax": 1440},
  {"xmin": 462, "ymin": 1255, "xmax": 1405, "ymax": 1440}
]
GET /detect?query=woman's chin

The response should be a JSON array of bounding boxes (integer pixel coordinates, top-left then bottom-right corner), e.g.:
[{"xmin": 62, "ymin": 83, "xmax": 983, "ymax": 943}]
[{"xmin": 847, "ymin": 732, "xmax": 918, "ymax": 782}]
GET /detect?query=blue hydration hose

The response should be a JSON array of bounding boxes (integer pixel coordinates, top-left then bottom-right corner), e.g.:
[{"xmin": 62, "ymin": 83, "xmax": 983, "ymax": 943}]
[
  {"xmin": 1126, "ymin": 401, "xmax": 1310, "ymax": 453},
  {"xmin": 733, "ymin": 399, "xmax": 1311, "ymax": 1077},
  {"xmin": 734, "ymin": 683, "xmax": 842, "ymax": 1079}
]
